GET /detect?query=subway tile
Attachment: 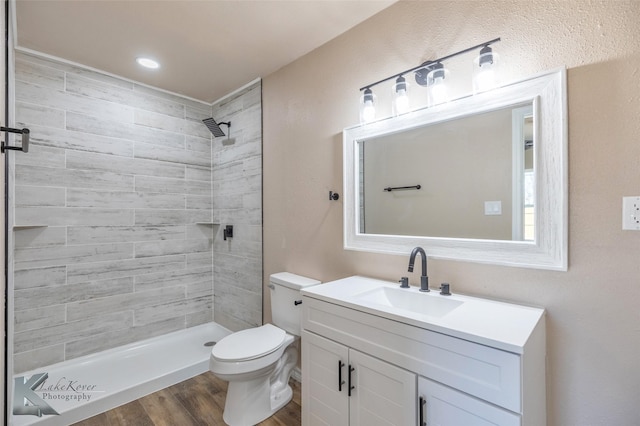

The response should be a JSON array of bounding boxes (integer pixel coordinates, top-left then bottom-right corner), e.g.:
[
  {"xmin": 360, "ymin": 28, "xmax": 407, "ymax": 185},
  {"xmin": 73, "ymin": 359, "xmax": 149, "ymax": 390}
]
[
  {"xmin": 66, "ymin": 286, "xmax": 185, "ymax": 322},
  {"xmin": 67, "ymin": 188, "xmax": 185, "ymax": 209},
  {"xmin": 135, "ymin": 175, "xmax": 210, "ymax": 195},
  {"xmin": 15, "ymin": 185, "xmax": 65, "ymax": 207},
  {"xmin": 214, "ymin": 138, "xmax": 261, "ymax": 165},
  {"xmin": 66, "ymin": 254, "xmax": 185, "ymax": 284},
  {"xmin": 185, "ymin": 165, "xmax": 212, "ymax": 182},
  {"xmin": 15, "ymin": 57, "xmax": 65, "ymax": 90},
  {"xmin": 65, "ymin": 73, "xmax": 185, "ymax": 119},
  {"xmin": 135, "ymin": 239, "xmax": 210, "ymax": 258},
  {"xmin": 64, "ymin": 63, "xmax": 135, "ymax": 90},
  {"xmin": 67, "ymin": 225, "xmax": 185, "ymax": 245},
  {"xmin": 14, "ymin": 226, "xmax": 67, "ymax": 249},
  {"xmin": 186, "ymin": 224, "xmax": 214, "ymax": 240},
  {"xmin": 134, "ymin": 209, "xmax": 187, "ymax": 225},
  {"xmin": 186, "ymin": 209, "xmax": 213, "ymax": 223},
  {"xmin": 133, "ymin": 83, "xmax": 210, "ymax": 112},
  {"xmin": 67, "ymin": 111, "xmax": 187, "ymax": 148},
  {"xmin": 16, "ymin": 80, "xmax": 135, "ymax": 124},
  {"xmin": 65, "ymin": 317, "xmax": 185, "ymax": 361},
  {"xmin": 16, "ymin": 164, "xmax": 135, "ymax": 192},
  {"xmin": 14, "ymin": 266, "xmax": 66, "ymax": 290},
  {"xmin": 13, "ymin": 345, "xmax": 65, "ymax": 374},
  {"xmin": 187, "ymin": 281, "xmax": 213, "ymax": 298},
  {"xmin": 186, "ymin": 195, "xmax": 212, "ymax": 210},
  {"xmin": 214, "ymin": 283, "xmax": 261, "ymax": 326},
  {"xmin": 15, "ymin": 242, "xmax": 133, "ymax": 270},
  {"xmin": 134, "ymin": 141, "xmax": 211, "ymax": 167},
  {"xmin": 134, "ymin": 266, "xmax": 212, "ymax": 292},
  {"xmin": 214, "ymin": 310, "xmax": 255, "ymax": 333},
  {"xmin": 24, "ymin": 123, "xmax": 134, "ymax": 157},
  {"xmin": 16, "ymin": 101, "xmax": 65, "ymax": 129},
  {"xmin": 186, "ymin": 252, "xmax": 213, "ymax": 269},
  {"xmin": 15, "ymin": 277, "xmax": 133, "ymax": 310},
  {"xmin": 16, "ymin": 207, "xmax": 134, "ymax": 227},
  {"xmin": 134, "ymin": 109, "xmax": 210, "ymax": 139},
  {"xmin": 185, "ymin": 135, "xmax": 211, "ymax": 153},
  {"xmin": 14, "ymin": 144, "xmax": 65, "ymax": 168},
  {"xmin": 15, "ymin": 304, "xmax": 66, "ymax": 333},
  {"xmin": 186, "ymin": 310, "xmax": 213, "ymax": 328},
  {"xmin": 14, "ymin": 311, "xmax": 133, "ymax": 354},
  {"xmin": 66, "ymin": 150, "xmax": 185, "ymax": 179},
  {"xmin": 134, "ymin": 299, "xmax": 190, "ymax": 326}
]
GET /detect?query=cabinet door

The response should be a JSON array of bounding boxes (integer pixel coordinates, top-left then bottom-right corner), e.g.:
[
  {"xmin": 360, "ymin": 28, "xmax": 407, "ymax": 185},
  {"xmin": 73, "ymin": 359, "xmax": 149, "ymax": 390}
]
[
  {"xmin": 302, "ymin": 331, "xmax": 349, "ymax": 426},
  {"xmin": 349, "ymin": 349, "xmax": 416, "ymax": 426},
  {"xmin": 418, "ymin": 377, "xmax": 521, "ymax": 426}
]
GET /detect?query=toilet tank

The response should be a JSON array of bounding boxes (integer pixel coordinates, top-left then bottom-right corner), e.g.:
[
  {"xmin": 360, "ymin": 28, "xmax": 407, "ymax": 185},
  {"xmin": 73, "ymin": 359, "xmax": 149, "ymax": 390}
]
[{"xmin": 270, "ymin": 272, "xmax": 321, "ymax": 336}]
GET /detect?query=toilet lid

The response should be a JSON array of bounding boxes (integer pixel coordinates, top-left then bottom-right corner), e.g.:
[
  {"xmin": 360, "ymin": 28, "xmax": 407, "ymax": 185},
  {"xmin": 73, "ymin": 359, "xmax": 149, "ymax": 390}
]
[{"xmin": 212, "ymin": 324, "xmax": 286, "ymax": 362}]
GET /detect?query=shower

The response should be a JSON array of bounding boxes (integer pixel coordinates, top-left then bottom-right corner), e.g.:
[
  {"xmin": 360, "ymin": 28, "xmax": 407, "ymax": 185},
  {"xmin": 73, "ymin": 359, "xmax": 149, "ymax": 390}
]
[{"xmin": 202, "ymin": 117, "xmax": 231, "ymax": 138}]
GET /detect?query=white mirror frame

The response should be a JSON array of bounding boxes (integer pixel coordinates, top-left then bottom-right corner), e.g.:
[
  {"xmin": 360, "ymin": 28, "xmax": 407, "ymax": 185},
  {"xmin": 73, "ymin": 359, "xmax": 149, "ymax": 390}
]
[{"xmin": 343, "ymin": 68, "xmax": 567, "ymax": 271}]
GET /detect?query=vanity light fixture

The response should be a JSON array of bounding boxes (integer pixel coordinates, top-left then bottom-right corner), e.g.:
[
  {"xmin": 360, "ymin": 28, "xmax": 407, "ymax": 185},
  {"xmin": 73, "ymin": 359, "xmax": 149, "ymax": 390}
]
[
  {"xmin": 392, "ymin": 75, "xmax": 410, "ymax": 116},
  {"xmin": 359, "ymin": 88, "xmax": 377, "ymax": 124},
  {"xmin": 136, "ymin": 57, "xmax": 160, "ymax": 69},
  {"xmin": 358, "ymin": 38, "xmax": 501, "ymax": 123},
  {"xmin": 473, "ymin": 44, "xmax": 500, "ymax": 93},
  {"xmin": 426, "ymin": 62, "xmax": 449, "ymax": 107}
]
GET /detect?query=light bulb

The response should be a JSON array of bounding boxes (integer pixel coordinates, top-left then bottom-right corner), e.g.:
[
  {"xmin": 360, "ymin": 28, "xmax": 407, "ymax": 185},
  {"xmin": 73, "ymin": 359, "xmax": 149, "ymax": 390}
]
[
  {"xmin": 427, "ymin": 63, "xmax": 449, "ymax": 107},
  {"xmin": 392, "ymin": 76, "xmax": 410, "ymax": 116},
  {"xmin": 473, "ymin": 46, "xmax": 499, "ymax": 93},
  {"xmin": 359, "ymin": 88, "xmax": 376, "ymax": 124}
]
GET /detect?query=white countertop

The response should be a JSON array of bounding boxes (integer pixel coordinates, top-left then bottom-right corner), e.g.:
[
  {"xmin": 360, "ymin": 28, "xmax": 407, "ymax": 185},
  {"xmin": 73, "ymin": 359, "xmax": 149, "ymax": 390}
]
[{"xmin": 301, "ymin": 275, "xmax": 545, "ymax": 353}]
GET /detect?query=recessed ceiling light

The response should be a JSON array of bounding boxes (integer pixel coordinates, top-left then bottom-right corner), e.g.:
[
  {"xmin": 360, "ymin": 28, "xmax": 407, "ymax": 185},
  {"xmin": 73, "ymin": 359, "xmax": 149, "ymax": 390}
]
[{"xmin": 136, "ymin": 57, "xmax": 160, "ymax": 69}]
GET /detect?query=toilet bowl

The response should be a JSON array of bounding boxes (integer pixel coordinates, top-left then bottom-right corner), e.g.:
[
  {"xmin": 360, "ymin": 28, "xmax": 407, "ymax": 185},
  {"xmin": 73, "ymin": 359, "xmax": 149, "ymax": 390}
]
[{"xmin": 209, "ymin": 272, "xmax": 320, "ymax": 426}]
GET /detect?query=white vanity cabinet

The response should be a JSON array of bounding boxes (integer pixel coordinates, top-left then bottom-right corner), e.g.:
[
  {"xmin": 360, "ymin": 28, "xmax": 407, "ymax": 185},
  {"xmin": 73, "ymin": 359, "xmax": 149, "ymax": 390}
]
[
  {"xmin": 300, "ymin": 276, "xmax": 546, "ymax": 426},
  {"xmin": 302, "ymin": 330, "xmax": 416, "ymax": 426}
]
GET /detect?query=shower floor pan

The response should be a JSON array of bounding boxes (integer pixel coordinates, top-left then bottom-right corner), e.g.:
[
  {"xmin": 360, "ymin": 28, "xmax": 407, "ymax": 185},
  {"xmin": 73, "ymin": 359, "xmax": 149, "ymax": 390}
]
[{"xmin": 12, "ymin": 322, "xmax": 230, "ymax": 426}]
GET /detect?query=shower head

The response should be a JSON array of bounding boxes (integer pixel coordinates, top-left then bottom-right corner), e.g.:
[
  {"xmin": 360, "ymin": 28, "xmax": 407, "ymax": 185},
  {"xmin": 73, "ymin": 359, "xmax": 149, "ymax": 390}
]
[{"xmin": 202, "ymin": 118, "xmax": 230, "ymax": 138}]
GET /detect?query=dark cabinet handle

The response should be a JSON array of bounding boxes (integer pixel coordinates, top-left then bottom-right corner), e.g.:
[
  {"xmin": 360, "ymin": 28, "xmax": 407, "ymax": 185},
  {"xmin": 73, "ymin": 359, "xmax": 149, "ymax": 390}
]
[
  {"xmin": 294, "ymin": 300, "xmax": 302, "ymax": 306},
  {"xmin": 348, "ymin": 365, "xmax": 355, "ymax": 396},
  {"xmin": 419, "ymin": 396, "xmax": 426, "ymax": 426},
  {"xmin": 338, "ymin": 360, "xmax": 345, "ymax": 391}
]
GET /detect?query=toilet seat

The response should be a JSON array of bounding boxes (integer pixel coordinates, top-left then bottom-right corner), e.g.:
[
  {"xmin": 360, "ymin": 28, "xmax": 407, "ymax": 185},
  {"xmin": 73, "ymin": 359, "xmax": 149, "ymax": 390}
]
[{"xmin": 212, "ymin": 324, "xmax": 286, "ymax": 362}]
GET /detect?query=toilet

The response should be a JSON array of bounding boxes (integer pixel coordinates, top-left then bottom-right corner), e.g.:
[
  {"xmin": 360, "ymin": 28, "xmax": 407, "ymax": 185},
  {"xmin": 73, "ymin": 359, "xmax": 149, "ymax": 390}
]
[{"xmin": 209, "ymin": 272, "xmax": 321, "ymax": 426}]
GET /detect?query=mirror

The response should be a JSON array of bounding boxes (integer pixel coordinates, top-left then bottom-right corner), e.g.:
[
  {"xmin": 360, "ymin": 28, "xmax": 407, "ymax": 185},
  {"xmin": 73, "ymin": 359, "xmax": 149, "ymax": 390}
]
[
  {"xmin": 344, "ymin": 69, "xmax": 567, "ymax": 270},
  {"xmin": 359, "ymin": 103, "xmax": 533, "ymax": 241}
]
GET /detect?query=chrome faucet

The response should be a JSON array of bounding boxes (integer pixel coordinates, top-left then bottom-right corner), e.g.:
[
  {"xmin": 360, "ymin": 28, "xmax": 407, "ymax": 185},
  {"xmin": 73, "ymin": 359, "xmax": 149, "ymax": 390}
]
[{"xmin": 408, "ymin": 247, "xmax": 429, "ymax": 292}]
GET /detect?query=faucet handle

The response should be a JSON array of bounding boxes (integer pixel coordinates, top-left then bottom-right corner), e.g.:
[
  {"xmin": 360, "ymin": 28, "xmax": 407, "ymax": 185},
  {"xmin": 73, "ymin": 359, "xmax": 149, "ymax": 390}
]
[
  {"xmin": 399, "ymin": 277, "xmax": 409, "ymax": 288},
  {"xmin": 439, "ymin": 283, "xmax": 451, "ymax": 296}
]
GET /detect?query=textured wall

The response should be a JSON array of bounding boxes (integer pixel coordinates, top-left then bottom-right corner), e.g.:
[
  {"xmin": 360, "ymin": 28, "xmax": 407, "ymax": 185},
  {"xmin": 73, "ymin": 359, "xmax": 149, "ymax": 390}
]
[
  {"xmin": 211, "ymin": 81, "xmax": 263, "ymax": 332},
  {"xmin": 13, "ymin": 52, "xmax": 215, "ymax": 373},
  {"xmin": 263, "ymin": 1, "xmax": 640, "ymax": 425}
]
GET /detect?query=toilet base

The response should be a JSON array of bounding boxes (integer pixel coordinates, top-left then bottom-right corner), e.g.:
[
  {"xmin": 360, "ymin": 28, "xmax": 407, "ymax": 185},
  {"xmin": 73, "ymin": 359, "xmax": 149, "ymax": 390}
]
[{"xmin": 220, "ymin": 344, "xmax": 297, "ymax": 426}]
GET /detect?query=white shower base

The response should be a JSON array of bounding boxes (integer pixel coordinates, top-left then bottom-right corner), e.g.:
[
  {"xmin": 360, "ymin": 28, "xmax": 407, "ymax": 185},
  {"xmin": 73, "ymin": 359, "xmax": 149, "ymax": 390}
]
[{"xmin": 11, "ymin": 322, "xmax": 230, "ymax": 426}]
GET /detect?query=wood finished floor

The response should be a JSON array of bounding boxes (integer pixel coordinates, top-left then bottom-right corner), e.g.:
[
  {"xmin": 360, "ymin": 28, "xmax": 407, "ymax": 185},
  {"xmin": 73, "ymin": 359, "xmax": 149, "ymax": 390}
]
[{"xmin": 72, "ymin": 372, "xmax": 301, "ymax": 426}]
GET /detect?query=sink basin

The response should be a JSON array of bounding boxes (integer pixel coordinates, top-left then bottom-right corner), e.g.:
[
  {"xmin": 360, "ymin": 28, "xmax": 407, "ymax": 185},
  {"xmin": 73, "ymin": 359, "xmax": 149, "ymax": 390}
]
[{"xmin": 354, "ymin": 286, "xmax": 463, "ymax": 318}]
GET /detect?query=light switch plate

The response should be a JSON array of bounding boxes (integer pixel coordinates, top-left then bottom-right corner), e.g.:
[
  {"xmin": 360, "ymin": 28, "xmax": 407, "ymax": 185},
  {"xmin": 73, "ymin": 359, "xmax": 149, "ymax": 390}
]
[
  {"xmin": 622, "ymin": 196, "xmax": 640, "ymax": 230},
  {"xmin": 484, "ymin": 201, "xmax": 502, "ymax": 216}
]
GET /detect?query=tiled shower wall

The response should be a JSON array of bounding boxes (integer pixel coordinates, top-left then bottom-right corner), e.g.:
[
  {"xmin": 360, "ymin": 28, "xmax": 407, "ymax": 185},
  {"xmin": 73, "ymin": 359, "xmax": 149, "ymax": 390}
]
[
  {"xmin": 12, "ymin": 52, "xmax": 217, "ymax": 373},
  {"xmin": 211, "ymin": 82, "xmax": 263, "ymax": 332}
]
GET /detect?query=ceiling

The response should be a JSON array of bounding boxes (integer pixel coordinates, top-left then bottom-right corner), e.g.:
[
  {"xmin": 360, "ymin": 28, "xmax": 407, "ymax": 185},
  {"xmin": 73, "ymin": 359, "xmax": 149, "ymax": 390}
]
[{"xmin": 14, "ymin": 0, "xmax": 395, "ymax": 103}]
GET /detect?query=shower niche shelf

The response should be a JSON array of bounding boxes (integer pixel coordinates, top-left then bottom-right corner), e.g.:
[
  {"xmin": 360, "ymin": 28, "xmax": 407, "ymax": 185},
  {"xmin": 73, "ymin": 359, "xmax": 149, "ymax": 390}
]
[
  {"xmin": 13, "ymin": 224, "xmax": 48, "ymax": 229},
  {"xmin": 195, "ymin": 222, "xmax": 220, "ymax": 226}
]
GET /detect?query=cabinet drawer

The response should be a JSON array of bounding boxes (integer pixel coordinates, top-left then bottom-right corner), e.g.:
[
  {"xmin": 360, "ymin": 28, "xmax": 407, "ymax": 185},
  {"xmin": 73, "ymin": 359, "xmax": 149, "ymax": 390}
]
[
  {"xmin": 419, "ymin": 377, "xmax": 521, "ymax": 426},
  {"xmin": 303, "ymin": 297, "xmax": 522, "ymax": 413}
]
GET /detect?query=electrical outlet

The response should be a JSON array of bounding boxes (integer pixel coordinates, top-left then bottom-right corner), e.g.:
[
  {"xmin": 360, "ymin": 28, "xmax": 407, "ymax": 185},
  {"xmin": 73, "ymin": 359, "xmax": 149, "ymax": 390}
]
[{"xmin": 622, "ymin": 196, "xmax": 640, "ymax": 230}]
